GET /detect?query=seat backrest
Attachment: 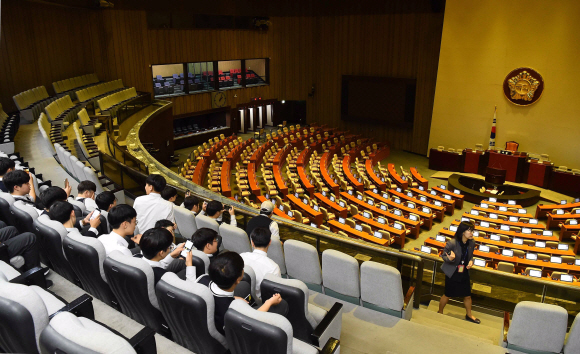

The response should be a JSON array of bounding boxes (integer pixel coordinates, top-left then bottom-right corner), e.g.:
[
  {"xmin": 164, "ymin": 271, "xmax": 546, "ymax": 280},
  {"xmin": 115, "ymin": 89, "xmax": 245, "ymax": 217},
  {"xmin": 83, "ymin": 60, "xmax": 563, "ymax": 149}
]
[
  {"xmin": 564, "ymin": 312, "xmax": 580, "ymax": 354},
  {"xmin": 219, "ymin": 223, "xmax": 251, "ymax": 254},
  {"xmin": 63, "ymin": 234, "xmax": 118, "ymax": 308},
  {"xmin": 283, "ymin": 240, "xmax": 322, "ymax": 292},
  {"xmin": 10, "ymin": 203, "xmax": 36, "ymax": 233},
  {"xmin": 224, "ymin": 299, "xmax": 293, "ymax": 354},
  {"xmin": 69, "ymin": 155, "xmax": 87, "ymax": 181},
  {"xmin": 267, "ymin": 235, "xmax": 287, "ymax": 275},
  {"xmin": 40, "ymin": 312, "xmax": 136, "ymax": 354},
  {"xmin": 34, "ymin": 217, "xmax": 78, "ymax": 283},
  {"xmin": 0, "ymin": 281, "xmax": 49, "ymax": 353},
  {"xmin": 497, "ymin": 262, "xmax": 514, "ymax": 273},
  {"xmin": 507, "ymin": 301, "xmax": 567, "ymax": 353},
  {"xmin": 260, "ymin": 274, "xmax": 316, "ymax": 343},
  {"xmin": 0, "ymin": 193, "xmax": 16, "ymax": 225},
  {"xmin": 156, "ymin": 273, "xmax": 227, "ymax": 353},
  {"xmin": 322, "ymin": 249, "xmax": 360, "ymax": 304},
  {"xmin": 196, "ymin": 214, "xmax": 220, "ymax": 233},
  {"xmin": 360, "ymin": 261, "xmax": 404, "ymax": 314},
  {"xmin": 173, "ymin": 205, "xmax": 198, "ymax": 239},
  {"xmin": 82, "ymin": 167, "xmax": 105, "ymax": 194}
]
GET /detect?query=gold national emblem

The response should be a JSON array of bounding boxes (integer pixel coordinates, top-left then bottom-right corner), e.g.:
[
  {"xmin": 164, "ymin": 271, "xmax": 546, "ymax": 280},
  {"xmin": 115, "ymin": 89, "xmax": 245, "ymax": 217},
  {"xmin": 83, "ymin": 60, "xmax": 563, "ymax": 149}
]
[{"xmin": 503, "ymin": 68, "xmax": 544, "ymax": 106}]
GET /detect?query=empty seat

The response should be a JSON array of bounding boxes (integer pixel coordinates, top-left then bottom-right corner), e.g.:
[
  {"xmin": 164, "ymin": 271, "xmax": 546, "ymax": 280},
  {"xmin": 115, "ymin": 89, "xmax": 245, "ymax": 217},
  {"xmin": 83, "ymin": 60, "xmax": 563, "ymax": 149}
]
[
  {"xmin": 219, "ymin": 223, "xmax": 251, "ymax": 254},
  {"xmin": 156, "ymin": 273, "xmax": 228, "ymax": 354},
  {"xmin": 322, "ymin": 249, "xmax": 360, "ymax": 305},
  {"xmin": 564, "ymin": 312, "xmax": 580, "ymax": 354},
  {"xmin": 496, "ymin": 262, "xmax": 515, "ymax": 273},
  {"xmin": 501, "ymin": 301, "xmax": 567, "ymax": 353},
  {"xmin": 360, "ymin": 261, "xmax": 414, "ymax": 320},
  {"xmin": 283, "ymin": 240, "xmax": 323, "ymax": 292}
]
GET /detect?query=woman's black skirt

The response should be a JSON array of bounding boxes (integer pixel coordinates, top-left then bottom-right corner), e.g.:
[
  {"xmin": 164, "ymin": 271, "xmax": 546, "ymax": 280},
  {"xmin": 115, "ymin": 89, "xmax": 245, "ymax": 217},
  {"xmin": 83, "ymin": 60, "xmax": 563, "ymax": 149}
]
[{"xmin": 444, "ymin": 269, "xmax": 471, "ymax": 298}]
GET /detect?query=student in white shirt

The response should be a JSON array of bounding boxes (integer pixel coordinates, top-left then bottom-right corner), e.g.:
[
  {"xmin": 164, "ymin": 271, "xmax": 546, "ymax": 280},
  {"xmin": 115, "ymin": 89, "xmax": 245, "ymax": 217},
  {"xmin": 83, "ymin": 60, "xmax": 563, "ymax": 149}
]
[
  {"xmin": 49, "ymin": 201, "xmax": 101, "ymax": 238},
  {"xmin": 98, "ymin": 204, "xmax": 141, "ymax": 256},
  {"xmin": 95, "ymin": 191, "xmax": 117, "ymax": 234},
  {"xmin": 240, "ymin": 227, "xmax": 281, "ymax": 299},
  {"xmin": 68, "ymin": 180, "xmax": 99, "ymax": 213},
  {"xmin": 202, "ymin": 200, "xmax": 237, "ymax": 226},
  {"xmin": 133, "ymin": 175, "xmax": 175, "ymax": 234},
  {"xmin": 161, "ymin": 186, "xmax": 178, "ymax": 203},
  {"xmin": 5, "ymin": 170, "xmax": 37, "ymax": 205}
]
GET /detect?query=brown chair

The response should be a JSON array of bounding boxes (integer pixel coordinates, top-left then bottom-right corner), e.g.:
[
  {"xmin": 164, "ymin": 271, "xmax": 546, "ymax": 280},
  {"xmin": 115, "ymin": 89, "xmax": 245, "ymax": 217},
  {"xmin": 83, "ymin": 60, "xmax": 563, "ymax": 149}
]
[
  {"xmin": 496, "ymin": 262, "xmax": 515, "ymax": 273},
  {"xmin": 505, "ymin": 141, "xmax": 519, "ymax": 152}
]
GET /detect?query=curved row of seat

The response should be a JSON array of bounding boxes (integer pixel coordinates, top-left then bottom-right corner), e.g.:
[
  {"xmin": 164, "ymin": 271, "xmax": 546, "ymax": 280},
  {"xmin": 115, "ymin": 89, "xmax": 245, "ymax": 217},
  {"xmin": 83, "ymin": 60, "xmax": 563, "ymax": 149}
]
[
  {"xmin": 76, "ymin": 79, "xmax": 124, "ymax": 103},
  {"xmin": 0, "ymin": 103, "xmax": 19, "ymax": 153},
  {"xmin": 52, "ymin": 73, "xmax": 99, "ymax": 95},
  {"xmin": 96, "ymin": 87, "xmax": 138, "ymax": 115},
  {"xmin": 13, "ymin": 85, "xmax": 55, "ymax": 123},
  {"xmin": 44, "ymin": 94, "xmax": 83, "ymax": 128}
]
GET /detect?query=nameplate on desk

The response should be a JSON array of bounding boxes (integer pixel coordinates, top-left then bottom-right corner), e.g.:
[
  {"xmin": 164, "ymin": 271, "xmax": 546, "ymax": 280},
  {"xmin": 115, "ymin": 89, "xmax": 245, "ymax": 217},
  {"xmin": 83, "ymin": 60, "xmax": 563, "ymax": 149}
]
[
  {"xmin": 313, "ymin": 205, "xmax": 319, "ymax": 211},
  {"xmin": 348, "ymin": 190, "xmax": 353, "ymax": 195},
  {"xmin": 489, "ymin": 198, "xmax": 497, "ymax": 202},
  {"xmin": 338, "ymin": 217, "xmax": 345, "ymax": 224},
  {"xmin": 394, "ymin": 198, "xmax": 401, "ymax": 204},
  {"xmin": 502, "ymin": 249, "xmax": 514, "ymax": 257},
  {"xmin": 499, "ymin": 206, "xmax": 508, "ymax": 212},
  {"xmin": 561, "ymin": 274, "xmax": 573, "ymax": 282},
  {"xmin": 500, "ymin": 225, "xmax": 510, "ymax": 231},
  {"xmin": 420, "ymin": 196, "xmax": 427, "ymax": 202},
  {"xmin": 561, "ymin": 200, "xmax": 568, "ymax": 205},
  {"xmin": 367, "ymin": 199, "xmax": 374, "ymax": 205},
  {"xmin": 380, "ymin": 205, "xmax": 387, "ymax": 211},
  {"xmin": 394, "ymin": 210, "xmax": 402, "ymax": 216},
  {"xmin": 357, "ymin": 194, "xmax": 363, "ymax": 200},
  {"xmin": 322, "ymin": 191, "xmax": 326, "ymax": 196},
  {"xmin": 470, "ymin": 210, "xmax": 478, "ymax": 216},
  {"xmin": 508, "ymin": 200, "xmax": 516, "ymax": 205},
  {"xmin": 440, "ymin": 185, "xmax": 446, "ymax": 190},
  {"xmin": 418, "ymin": 186, "xmax": 424, "ymax": 191},
  {"xmin": 407, "ymin": 192, "xmax": 413, "ymax": 197},
  {"xmin": 420, "ymin": 245, "xmax": 432, "ymax": 254},
  {"xmin": 374, "ymin": 231, "xmax": 383, "ymax": 239},
  {"xmin": 479, "ymin": 245, "xmax": 490, "ymax": 252},
  {"xmin": 543, "ymin": 230, "xmax": 553, "ymax": 236},
  {"xmin": 407, "ymin": 203, "xmax": 415, "ymax": 209},
  {"xmin": 363, "ymin": 212, "xmax": 370, "ymax": 218},
  {"xmin": 430, "ymin": 191, "xmax": 437, "ymax": 196},
  {"xmin": 383, "ymin": 193, "xmax": 389, "ymax": 199},
  {"xmin": 381, "ymin": 177, "xmax": 385, "ymax": 182},
  {"xmin": 558, "ymin": 244, "xmax": 569, "ymax": 250},
  {"xmin": 518, "ymin": 209, "xmax": 527, "ymax": 214},
  {"xmin": 509, "ymin": 216, "xmax": 518, "ymax": 222},
  {"xmin": 396, "ymin": 188, "xmax": 402, "ymax": 192},
  {"xmin": 513, "ymin": 237, "xmax": 523, "ymax": 245},
  {"xmin": 444, "ymin": 195, "xmax": 452, "ymax": 200},
  {"xmin": 570, "ymin": 220, "xmax": 579, "ymax": 225},
  {"xmin": 576, "ymin": 259, "xmax": 580, "ymax": 266},
  {"xmin": 522, "ymin": 228, "xmax": 531, "ymax": 234},
  {"xmin": 489, "ymin": 213, "xmax": 498, "ymax": 219},
  {"xmin": 481, "ymin": 203, "xmax": 489, "ymax": 208},
  {"xmin": 373, "ymin": 188, "xmax": 378, "ymax": 194},
  {"xmin": 394, "ymin": 223, "xmax": 403, "ymax": 230},
  {"xmin": 287, "ymin": 211, "xmax": 293, "ymax": 217},
  {"xmin": 490, "ymin": 234, "xmax": 501, "ymax": 241},
  {"xmin": 329, "ymin": 196, "xmax": 335, "ymax": 202},
  {"xmin": 556, "ymin": 209, "xmax": 565, "ymax": 215},
  {"xmin": 279, "ymin": 205, "xmax": 284, "ymax": 211},
  {"xmin": 355, "ymin": 224, "xmax": 363, "ymax": 232},
  {"xmin": 474, "ymin": 259, "xmax": 486, "ymax": 267},
  {"xmin": 551, "ymin": 256, "xmax": 562, "ymax": 264},
  {"xmin": 530, "ymin": 219, "xmax": 538, "ymax": 224},
  {"xmin": 303, "ymin": 198, "xmax": 308, "ymax": 205},
  {"xmin": 436, "ymin": 235, "xmax": 446, "ymax": 242},
  {"xmin": 535, "ymin": 241, "xmax": 546, "ymax": 248},
  {"xmin": 529, "ymin": 269, "xmax": 542, "ymax": 278},
  {"xmin": 454, "ymin": 189, "xmax": 461, "ymax": 195},
  {"xmin": 526, "ymin": 253, "xmax": 537, "ymax": 260},
  {"xmin": 409, "ymin": 215, "xmax": 418, "ymax": 221},
  {"xmin": 449, "ymin": 225, "xmax": 458, "ymax": 232},
  {"xmin": 480, "ymin": 221, "xmax": 490, "ymax": 228},
  {"xmin": 422, "ymin": 207, "xmax": 431, "ymax": 214},
  {"xmin": 378, "ymin": 217, "xmax": 386, "ymax": 224},
  {"xmin": 434, "ymin": 201, "xmax": 442, "ymax": 207},
  {"xmin": 339, "ymin": 201, "xmax": 346, "ymax": 208}
]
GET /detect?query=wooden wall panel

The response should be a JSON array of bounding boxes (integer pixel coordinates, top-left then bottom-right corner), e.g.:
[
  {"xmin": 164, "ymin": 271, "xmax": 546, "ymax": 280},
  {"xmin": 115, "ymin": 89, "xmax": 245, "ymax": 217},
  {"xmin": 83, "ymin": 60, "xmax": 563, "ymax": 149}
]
[
  {"xmin": 310, "ymin": 13, "xmax": 444, "ymax": 154},
  {"xmin": 0, "ymin": 0, "xmax": 95, "ymax": 112}
]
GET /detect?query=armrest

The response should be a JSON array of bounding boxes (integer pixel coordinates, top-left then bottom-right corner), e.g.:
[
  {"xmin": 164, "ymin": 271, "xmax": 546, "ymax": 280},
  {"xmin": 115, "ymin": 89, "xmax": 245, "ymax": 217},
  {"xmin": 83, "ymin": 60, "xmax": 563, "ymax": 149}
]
[
  {"xmin": 128, "ymin": 326, "xmax": 157, "ymax": 354},
  {"xmin": 9, "ymin": 266, "xmax": 48, "ymax": 288},
  {"xmin": 319, "ymin": 338, "xmax": 340, "ymax": 354},
  {"xmin": 402, "ymin": 285, "xmax": 415, "ymax": 310},
  {"xmin": 310, "ymin": 302, "xmax": 343, "ymax": 347},
  {"xmin": 49, "ymin": 293, "xmax": 94, "ymax": 320},
  {"xmin": 503, "ymin": 311, "xmax": 510, "ymax": 343}
]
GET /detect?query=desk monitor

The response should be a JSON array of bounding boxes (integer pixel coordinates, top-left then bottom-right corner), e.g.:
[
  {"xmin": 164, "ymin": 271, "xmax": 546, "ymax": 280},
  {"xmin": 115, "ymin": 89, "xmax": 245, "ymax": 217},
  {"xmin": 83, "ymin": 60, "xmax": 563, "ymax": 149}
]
[
  {"xmin": 470, "ymin": 210, "xmax": 478, "ymax": 215},
  {"xmin": 513, "ymin": 237, "xmax": 523, "ymax": 245},
  {"xmin": 576, "ymin": 209, "xmax": 580, "ymax": 214},
  {"xmin": 570, "ymin": 219, "xmax": 578, "ymax": 225},
  {"xmin": 576, "ymin": 259, "xmax": 580, "ymax": 266},
  {"xmin": 530, "ymin": 219, "xmax": 538, "ymax": 224},
  {"xmin": 543, "ymin": 230, "xmax": 553, "ymax": 236},
  {"xmin": 409, "ymin": 214, "xmax": 418, "ymax": 221},
  {"xmin": 310, "ymin": 223, "xmax": 317, "ymax": 228},
  {"xmin": 526, "ymin": 253, "xmax": 537, "ymax": 261},
  {"xmin": 440, "ymin": 185, "xmax": 446, "ymax": 190},
  {"xmin": 489, "ymin": 197, "xmax": 497, "ymax": 202},
  {"xmin": 303, "ymin": 198, "xmax": 308, "ymax": 205},
  {"xmin": 509, "ymin": 216, "xmax": 518, "ymax": 222},
  {"xmin": 394, "ymin": 198, "xmax": 401, "ymax": 204},
  {"xmin": 373, "ymin": 188, "xmax": 378, "ymax": 194},
  {"xmin": 313, "ymin": 205, "xmax": 319, "ymax": 211},
  {"xmin": 479, "ymin": 245, "xmax": 490, "ymax": 252},
  {"xmin": 490, "ymin": 234, "xmax": 501, "ymax": 241},
  {"xmin": 445, "ymin": 195, "xmax": 452, "ymax": 200},
  {"xmin": 422, "ymin": 207, "xmax": 431, "ymax": 213},
  {"xmin": 535, "ymin": 241, "xmax": 546, "ymax": 248},
  {"xmin": 381, "ymin": 177, "xmax": 385, "ymax": 182},
  {"xmin": 502, "ymin": 249, "xmax": 514, "ymax": 257},
  {"xmin": 481, "ymin": 203, "xmax": 489, "ymax": 208},
  {"xmin": 430, "ymin": 190, "xmax": 437, "ymax": 196},
  {"xmin": 500, "ymin": 225, "xmax": 510, "ymax": 231},
  {"xmin": 489, "ymin": 213, "xmax": 498, "ymax": 219},
  {"xmin": 420, "ymin": 245, "xmax": 432, "ymax": 254},
  {"xmin": 555, "ymin": 209, "xmax": 565, "ymax": 215},
  {"xmin": 363, "ymin": 211, "xmax": 370, "ymax": 218},
  {"xmin": 378, "ymin": 217, "xmax": 386, "ymax": 224},
  {"xmin": 499, "ymin": 206, "xmax": 508, "ymax": 212},
  {"xmin": 394, "ymin": 223, "xmax": 403, "ymax": 230},
  {"xmin": 407, "ymin": 192, "xmax": 413, "ymax": 197},
  {"xmin": 396, "ymin": 188, "xmax": 402, "ymax": 192},
  {"xmin": 436, "ymin": 235, "xmax": 446, "ymax": 242},
  {"xmin": 339, "ymin": 201, "xmax": 346, "ymax": 208},
  {"xmin": 561, "ymin": 274, "xmax": 573, "ymax": 282},
  {"xmin": 295, "ymin": 192, "xmax": 299, "ymax": 198},
  {"xmin": 449, "ymin": 225, "xmax": 458, "ymax": 232},
  {"xmin": 561, "ymin": 200, "xmax": 568, "ymax": 205},
  {"xmin": 521, "ymin": 228, "xmax": 531, "ymax": 234},
  {"xmin": 508, "ymin": 200, "xmax": 516, "ymax": 205},
  {"xmin": 383, "ymin": 193, "xmax": 389, "ymax": 199},
  {"xmin": 374, "ymin": 231, "xmax": 383, "ymax": 239},
  {"xmin": 461, "ymin": 217, "xmax": 470, "ymax": 222},
  {"xmin": 551, "ymin": 256, "xmax": 562, "ymax": 264},
  {"xmin": 454, "ymin": 189, "xmax": 461, "ymax": 195},
  {"xmin": 279, "ymin": 205, "xmax": 284, "ymax": 211},
  {"xmin": 348, "ymin": 190, "xmax": 354, "ymax": 195},
  {"xmin": 329, "ymin": 195, "xmax": 336, "ymax": 202},
  {"xmin": 420, "ymin": 196, "xmax": 427, "ymax": 202},
  {"xmin": 368, "ymin": 199, "xmax": 374, "ymax": 205},
  {"xmin": 473, "ymin": 231, "xmax": 479, "ymax": 236},
  {"xmin": 407, "ymin": 203, "xmax": 415, "ymax": 209},
  {"xmin": 357, "ymin": 194, "xmax": 363, "ymax": 200},
  {"xmin": 394, "ymin": 209, "xmax": 402, "ymax": 216},
  {"xmin": 434, "ymin": 201, "xmax": 443, "ymax": 207},
  {"xmin": 235, "ymin": 195, "xmax": 239, "ymax": 201},
  {"xmin": 419, "ymin": 186, "xmax": 425, "ymax": 191},
  {"xmin": 529, "ymin": 269, "xmax": 542, "ymax": 278},
  {"xmin": 287, "ymin": 211, "xmax": 293, "ymax": 217},
  {"xmin": 355, "ymin": 224, "xmax": 363, "ymax": 232},
  {"xmin": 322, "ymin": 191, "xmax": 327, "ymax": 196},
  {"xmin": 358, "ymin": 177, "xmax": 362, "ymax": 183},
  {"xmin": 558, "ymin": 244, "xmax": 569, "ymax": 250},
  {"xmin": 480, "ymin": 221, "xmax": 490, "ymax": 228},
  {"xmin": 576, "ymin": 198, "xmax": 580, "ymax": 203},
  {"xmin": 338, "ymin": 217, "xmax": 345, "ymax": 224},
  {"xmin": 474, "ymin": 259, "xmax": 486, "ymax": 267},
  {"xmin": 271, "ymin": 199, "xmax": 276, "ymax": 205},
  {"xmin": 380, "ymin": 205, "xmax": 387, "ymax": 211},
  {"xmin": 265, "ymin": 193, "xmax": 270, "ymax": 200},
  {"xmin": 518, "ymin": 209, "xmax": 527, "ymax": 214},
  {"xmin": 401, "ymin": 176, "xmax": 406, "ymax": 181}
]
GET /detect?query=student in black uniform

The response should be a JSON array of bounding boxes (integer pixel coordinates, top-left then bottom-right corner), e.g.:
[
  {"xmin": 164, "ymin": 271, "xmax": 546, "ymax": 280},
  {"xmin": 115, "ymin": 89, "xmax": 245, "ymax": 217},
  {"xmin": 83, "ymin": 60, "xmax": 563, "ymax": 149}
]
[
  {"xmin": 0, "ymin": 157, "xmax": 15, "ymax": 192},
  {"xmin": 196, "ymin": 251, "xmax": 286, "ymax": 336},
  {"xmin": 161, "ymin": 186, "xmax": 178, "ymax": 203},
  {"xmin": 192, "ymin": 227, "xmax": 222, "ymax": 263}
]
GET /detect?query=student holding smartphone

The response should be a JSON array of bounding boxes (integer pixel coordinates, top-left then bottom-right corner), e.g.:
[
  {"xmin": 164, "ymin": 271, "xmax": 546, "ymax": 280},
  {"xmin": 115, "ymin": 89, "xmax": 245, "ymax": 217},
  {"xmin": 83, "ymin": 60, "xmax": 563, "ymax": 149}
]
[{"xmin": 438, "ymin": 221, "xmax": 480, "ymax": 324}]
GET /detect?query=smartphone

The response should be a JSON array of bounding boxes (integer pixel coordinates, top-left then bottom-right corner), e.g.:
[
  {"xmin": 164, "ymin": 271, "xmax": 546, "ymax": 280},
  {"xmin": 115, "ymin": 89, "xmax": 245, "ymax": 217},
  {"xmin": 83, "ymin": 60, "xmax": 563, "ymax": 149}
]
[
  {"xmin": 90, "ymin": 209, "xmax": 101, "ymax": 221},
  {"xmin": 181, "ymin": 240, "xmax": 194, "ymax": 258},
  {"xmin": 224, "ymin": 205, "xmax": 232, "ymax": 211}
]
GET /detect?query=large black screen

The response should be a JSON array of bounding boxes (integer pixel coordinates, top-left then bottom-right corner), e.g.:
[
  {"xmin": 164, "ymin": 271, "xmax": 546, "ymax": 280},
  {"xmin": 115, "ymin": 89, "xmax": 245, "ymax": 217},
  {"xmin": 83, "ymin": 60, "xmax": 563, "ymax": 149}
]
[{"xmin": 341, "ymin": 75, "xmax": 416, "ymax": 128}]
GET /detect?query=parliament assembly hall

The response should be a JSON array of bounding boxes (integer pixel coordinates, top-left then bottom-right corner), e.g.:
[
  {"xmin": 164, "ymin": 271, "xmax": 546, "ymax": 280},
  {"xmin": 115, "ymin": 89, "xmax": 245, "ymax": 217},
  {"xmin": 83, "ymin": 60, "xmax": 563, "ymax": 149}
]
[{"xmin": 1, "ymin": 0, "xmax": 580, "ymax": 353}]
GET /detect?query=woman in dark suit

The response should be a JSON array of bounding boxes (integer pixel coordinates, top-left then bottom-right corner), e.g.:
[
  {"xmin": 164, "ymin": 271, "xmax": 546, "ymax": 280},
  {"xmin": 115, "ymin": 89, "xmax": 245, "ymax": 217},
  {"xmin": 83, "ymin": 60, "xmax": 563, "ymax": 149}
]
[{"xmin": 437, "ymin": 221, "xmax": 480, "ymax": 324}]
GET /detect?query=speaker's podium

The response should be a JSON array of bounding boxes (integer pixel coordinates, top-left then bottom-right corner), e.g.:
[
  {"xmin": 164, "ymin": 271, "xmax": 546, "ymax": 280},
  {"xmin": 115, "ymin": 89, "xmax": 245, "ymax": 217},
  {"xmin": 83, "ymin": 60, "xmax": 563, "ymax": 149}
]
[{"xmin": 485, "ymin": 167, "xmax": 507, "ymax": 185}]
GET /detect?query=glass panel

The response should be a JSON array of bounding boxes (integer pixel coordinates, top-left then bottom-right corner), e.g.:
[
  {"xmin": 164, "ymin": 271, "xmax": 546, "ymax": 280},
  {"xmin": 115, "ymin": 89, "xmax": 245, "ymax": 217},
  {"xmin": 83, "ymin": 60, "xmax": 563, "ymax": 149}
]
[
  {"xmin": 186, "ymin": 61, "xmax": 215, "ymax": 93},
  {"xmin": 152, "ymin": 64, "xmax": 186, "ymax": 98},
  {"xmin": 217, "ymin": 60, "xmax": 242, "ymax": 89},
  {"xmin": 245, "ymin": 59, "xmax": 267, "ymax": 86}
]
